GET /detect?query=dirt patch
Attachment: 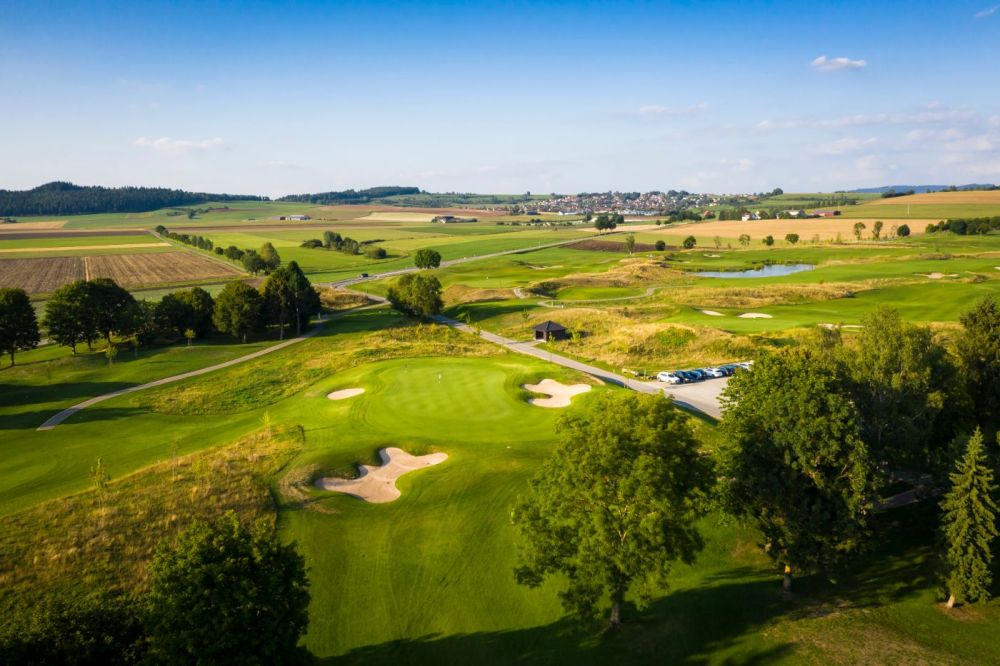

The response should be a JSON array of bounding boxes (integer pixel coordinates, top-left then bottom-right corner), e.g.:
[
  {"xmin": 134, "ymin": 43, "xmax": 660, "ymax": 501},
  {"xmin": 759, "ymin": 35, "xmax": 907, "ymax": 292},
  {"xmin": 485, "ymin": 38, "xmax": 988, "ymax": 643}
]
[
  {"xmin": 314, "ymin": 447, "xmax": 448, "ymax": 503},
  {"xmin": 523, "ymin": 378, "xmax": 592, "ymax": 408},
  {"xmin": 0, "ymin": 251, "xmax": 242, "ymax": 294},
  {"xmin": 572, "ymin": 239, "xmax": 665, "ymax": 253},
  {"xmin": 0, "ymin": 242, "xmax": 169, "ymax": 254},
  {"xmin": 327, "ymin": 388, "xmax": 365, "ymax": 400},
  {"xmin": 0, "ymin": 220, "xmax": 67, "ymax": 231}
]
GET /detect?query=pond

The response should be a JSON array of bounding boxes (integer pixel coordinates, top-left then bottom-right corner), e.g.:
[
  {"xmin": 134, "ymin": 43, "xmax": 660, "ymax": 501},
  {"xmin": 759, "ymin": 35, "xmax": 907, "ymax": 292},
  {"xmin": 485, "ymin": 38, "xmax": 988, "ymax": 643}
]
[{"xmin": 695, "ymin": 263, "xmax": 815, "ymax": 279}]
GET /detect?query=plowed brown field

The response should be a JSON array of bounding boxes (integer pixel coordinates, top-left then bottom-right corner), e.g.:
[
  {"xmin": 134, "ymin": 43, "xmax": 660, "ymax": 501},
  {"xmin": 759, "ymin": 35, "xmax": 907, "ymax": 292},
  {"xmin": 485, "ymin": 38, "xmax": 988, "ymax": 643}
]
[{"xmin": 0, "ymin": 251, "xmax": 241, "ymax": 294}]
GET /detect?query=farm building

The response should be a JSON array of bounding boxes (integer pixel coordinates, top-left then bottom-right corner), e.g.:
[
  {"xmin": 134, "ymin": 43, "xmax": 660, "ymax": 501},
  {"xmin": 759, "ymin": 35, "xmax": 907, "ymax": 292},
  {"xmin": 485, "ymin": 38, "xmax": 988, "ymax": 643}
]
[
  {"xmin": 814, "ymin": 209, "xmax": 841, "ymax": 217},
  {"xmin": 534, "ymin": 320, "xmax": 569, "ymax": 342},
  {"xmin": 279, "ymin": 214, "xmax": 312, "ymax": 221},
  {"xmin": 433, "ymin": 215, "xmax": 477, "ymax": 223}
]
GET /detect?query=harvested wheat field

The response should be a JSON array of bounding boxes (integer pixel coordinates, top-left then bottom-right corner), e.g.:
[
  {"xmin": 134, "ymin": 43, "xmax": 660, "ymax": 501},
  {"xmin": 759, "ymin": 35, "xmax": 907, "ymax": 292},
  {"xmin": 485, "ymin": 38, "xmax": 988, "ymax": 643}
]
[
  {"xmin": 0, "ymin": 242, "xmax": 169, "ymax": 254},
  {"xmin": 0, "ymin": 251, "xmax": 242, "ymax": 294},
  {"xmin": 660, "ymin": 217, "xmax": 933, "ymax": 240},
  {"xmin": 864, "ymin": 190, "xmax": 1000, "ymax": 206},
  {"xmin": 0, "ymin": 220, "xmax": 67, "ymax": 231}
]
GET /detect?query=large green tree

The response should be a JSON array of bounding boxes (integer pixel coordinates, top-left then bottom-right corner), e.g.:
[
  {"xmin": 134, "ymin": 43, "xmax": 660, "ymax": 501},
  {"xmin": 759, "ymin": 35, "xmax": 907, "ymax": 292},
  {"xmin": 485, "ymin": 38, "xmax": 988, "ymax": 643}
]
[
  {"xmin": 212, "ymin": 282, "xmax": 264, "ymax": 343},
  {"xmin": 940, "ymin": 429, "xmax": 998, "ymax": 608},
  {"xmin": 262, "ymin": 262, "xmax": 320, "ymax": 338},
  {"xmin": 955, "ymin": 297, "xmax": 1000, "ymax": 427},
  {"xmin": 88, "ymin": 278, "xmax": 135, "ymax": 345},
  {"xmin": 0, "ymin": 287, "xmax": 40, "ymax": 366},
  {"xmin": 413, "ymin": 248, "xmax": 442, "ymax": 269},
  {"xmin": 849, "ymin": 307, "xmax": 966, "ymax": 472},
  {"xmin": 721, "ymin": 349, "xmax": 876, "ymax": 592},
  {"xmin": 43, "ymin": 280, "xmax": 97, "ymax": 352},
  {"xmin": 259, "ymin": 242, "xmax": 282, "ymax": 273},
  {"xmin": 147, "ymin": 513, "xmax": 310, "ymax": 664},
  {"xmin": 513, "ymin": 392, "xmax": 714, "ymax": 627},
  {"xmin": 386, "ymin": 273, "xmax": 443, "ymax": 319}
]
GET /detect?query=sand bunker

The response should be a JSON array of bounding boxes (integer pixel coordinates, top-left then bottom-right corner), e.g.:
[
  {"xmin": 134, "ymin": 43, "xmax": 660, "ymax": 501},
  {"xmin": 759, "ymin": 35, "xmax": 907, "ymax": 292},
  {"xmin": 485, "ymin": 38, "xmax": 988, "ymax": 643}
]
[
  {"xmin": 700, "ymin": 310, "xmax": 724, "ymax": 316},
  {"xmin": 314, "ymin": 447, "xmax": 447, "ymax": 503},
  {"xmin": 739, "ymin": 313, "xmax": 773, "ymax": 319},
  {"xmin": 327, "ymin": 387, "xmax": 365, "ymax": 400},
  {"xmin": 523, "ymin": 378, "xmax": 591, "ymax": 408}
]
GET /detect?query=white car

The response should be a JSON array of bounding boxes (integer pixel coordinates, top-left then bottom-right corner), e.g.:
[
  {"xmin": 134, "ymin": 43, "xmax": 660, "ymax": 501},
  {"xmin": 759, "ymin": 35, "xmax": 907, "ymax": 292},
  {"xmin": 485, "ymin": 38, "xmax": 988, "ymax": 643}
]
[
  {"xmin": 657, "ymin": 371, "xmax": 683, "ymax": 384},
  {"xmin": 702, "ymin": 367, "xmax": 725, "ymax": 378}
]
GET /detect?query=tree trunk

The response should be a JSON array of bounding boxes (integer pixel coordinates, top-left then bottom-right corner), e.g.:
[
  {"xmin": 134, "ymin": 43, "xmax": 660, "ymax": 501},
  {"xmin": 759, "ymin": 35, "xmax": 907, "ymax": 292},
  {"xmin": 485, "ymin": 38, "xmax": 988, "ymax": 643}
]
[
  {"xmin": 946, "ymin": 594, "xmax": 956, "ymax": 609},
  {"xmin": 242, "ymin": 332, "xmax": 247, "ymax": 344},
  {"xmin": 782, "ymin": 565, "xmax": 792, "ymax": 596},
  {"xmin": 608, "ymin": 586, "xmax": 624, "ymax": 630},
  {"xmin": 9, "ymin": 349, "xmax": 14, "ymax": 367}
]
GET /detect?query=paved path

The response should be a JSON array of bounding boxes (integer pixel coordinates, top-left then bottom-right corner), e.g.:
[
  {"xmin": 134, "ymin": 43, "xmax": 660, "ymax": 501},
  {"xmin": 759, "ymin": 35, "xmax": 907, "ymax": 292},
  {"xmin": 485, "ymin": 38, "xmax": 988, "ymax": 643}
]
[
  {"xmin": 35, "ymin": 309, "xmax": 368, "ymax": 431},
  {"xmin": 432, "ymin": 313, "xmax": 726, "ymax": 419}
]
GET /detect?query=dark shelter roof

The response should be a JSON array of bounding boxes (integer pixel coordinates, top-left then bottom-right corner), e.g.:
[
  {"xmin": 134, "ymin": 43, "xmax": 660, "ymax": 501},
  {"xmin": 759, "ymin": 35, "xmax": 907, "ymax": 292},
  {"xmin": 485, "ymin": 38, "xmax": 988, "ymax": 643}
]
[{"xmin": 534, "ymin": 320, "xmax": 567, "ymax": 332}]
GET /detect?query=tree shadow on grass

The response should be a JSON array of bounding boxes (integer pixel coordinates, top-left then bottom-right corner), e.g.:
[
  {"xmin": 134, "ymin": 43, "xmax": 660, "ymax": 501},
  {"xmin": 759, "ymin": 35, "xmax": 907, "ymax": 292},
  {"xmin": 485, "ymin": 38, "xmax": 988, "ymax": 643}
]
[
  {"xmin": 317, "ymin": 578, "xmax": 798, "ymax": 666},
  {"xmin": 316, "ymin": 503, "xmax": 945, "ymax": 666}
]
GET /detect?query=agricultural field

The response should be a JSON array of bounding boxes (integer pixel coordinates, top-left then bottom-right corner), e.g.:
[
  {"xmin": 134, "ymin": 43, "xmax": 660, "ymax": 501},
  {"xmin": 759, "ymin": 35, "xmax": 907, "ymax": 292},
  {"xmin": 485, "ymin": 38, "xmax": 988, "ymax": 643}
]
[
  {"xmin": 831, "ymin": 190, "xmax": 1000, "ymax": 219},
  {"xmin": 0, "ymin": 251, "xmax": 242, "ymax": 294}
]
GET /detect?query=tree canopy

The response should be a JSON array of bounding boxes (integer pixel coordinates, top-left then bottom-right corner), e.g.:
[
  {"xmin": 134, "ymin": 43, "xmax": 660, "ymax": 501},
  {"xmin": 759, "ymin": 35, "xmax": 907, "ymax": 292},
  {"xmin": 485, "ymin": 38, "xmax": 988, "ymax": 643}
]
[
  {"xmin": 940, "ymin": 429, "xmax": 998, "ymax": 607},
  {"xmin": 414, "ymin": 248, "xmax": 442, "ymax": 269},
  {"xmin": 262, "ymin": 261, "xmax": 320, "ymax": 338},
  {"xmin": 147, "ymin": 513, "xmax": 310, "ymax": 664},
  {"xmin": 0, "ymin": 181, "xmax": 265, "ymax": 216},
  {"xmin": 386, "ymin": 273, "xmax": 443, "ymax": 319},
  {"xmin": 213, "ymin": 282, "xmax": 264, "ymax": 343},
  {"xmin": 721, "ymin": 349, "xmax": 876, "ymax": 590},
  {"xmin": 0, "ymin": 287, "xmax": 40, "ymax": 365},
  {"xmin": 956, "ymin": 296, "xmax": 1000, "ymax": 427},
  {"xmin": 513, "ymin": 392, "xmax": 714, "ymax": 627}
]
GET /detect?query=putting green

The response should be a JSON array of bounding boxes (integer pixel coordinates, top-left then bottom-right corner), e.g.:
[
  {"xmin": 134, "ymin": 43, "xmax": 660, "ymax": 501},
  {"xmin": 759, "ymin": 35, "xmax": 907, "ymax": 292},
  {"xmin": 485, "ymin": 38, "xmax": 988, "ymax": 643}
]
[{"xmin": 277, "ymin": 356, "xmax": 606, "ymax": 658}]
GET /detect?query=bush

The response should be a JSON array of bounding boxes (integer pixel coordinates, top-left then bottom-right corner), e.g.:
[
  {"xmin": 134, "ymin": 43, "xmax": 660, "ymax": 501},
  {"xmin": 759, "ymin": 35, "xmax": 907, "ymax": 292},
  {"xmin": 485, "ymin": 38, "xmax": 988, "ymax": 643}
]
[
  {"xmin": 682, "ymin": 235, "xmax": 697, "ymax": 249},
  {"xmin": 655, "ymin": 240, "xmax": 666, "ymax": 251},
  {"xmin": 364, "ymin": 246, "xmax": 387, "ymax": 259},
  {"xmin": 299, "ymin": 238, "xmax": 324, "ymax": 248},
  {"xmin": 897, "ymin": 224, "xmax": 911, "ymax": 237},
  {"xmin": 0, "ymin": 593, "xmax": 147, "ymax": 665},
  {"xmin": 147, "ymin": 513, "xmax": 310, "ymax": 664}
]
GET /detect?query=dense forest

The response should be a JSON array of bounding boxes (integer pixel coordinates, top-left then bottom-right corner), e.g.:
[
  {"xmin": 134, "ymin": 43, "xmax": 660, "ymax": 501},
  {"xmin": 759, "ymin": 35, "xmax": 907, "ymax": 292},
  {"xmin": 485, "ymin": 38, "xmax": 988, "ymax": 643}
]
[
  {"xmin": 0, "ymin": 182, "xmax": 268, "ymax": 216},
  {"xmin": 278, "ymin": 186, "xmax": 421, "ymax": 204}
]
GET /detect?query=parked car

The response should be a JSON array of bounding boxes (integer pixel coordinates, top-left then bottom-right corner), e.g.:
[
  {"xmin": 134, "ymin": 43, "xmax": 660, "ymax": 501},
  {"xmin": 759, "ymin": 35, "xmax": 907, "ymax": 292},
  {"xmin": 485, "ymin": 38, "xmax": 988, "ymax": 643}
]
[
  {"xmin": 360, "ymin": 272, "xmax": 369, "ymax": 278},
  {"xmin": 657, "ymin": 371, "xmax": 683, "ymax": 384},
  {"xmin": 702, "ymin": 367, "xmax": 725, "ymax": 378},
  {"xmin": 717, "ymin": 364, "xmax": 737, "ymax": 376},
  {"xmin": 682, "ymin": 370, "xmax": 704, "ymax": 382}
]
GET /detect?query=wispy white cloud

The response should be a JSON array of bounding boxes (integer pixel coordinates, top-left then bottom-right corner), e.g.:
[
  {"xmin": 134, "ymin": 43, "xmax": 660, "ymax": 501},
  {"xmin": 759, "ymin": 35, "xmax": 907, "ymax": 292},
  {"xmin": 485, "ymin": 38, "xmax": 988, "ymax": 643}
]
[
  {"xmin": 757, "ymin": 107, "xmax": 977, "ymax": 131},
  {"xmin": 975, "ymin": 5, "xmax": 998, "ymax": 18},
  {"xmin": 637, "ymin": 102, "xmax": 709, "ymax": 117},
  {"xmin": 811, "ymin": 55, "xmax": 867, "ymax": 72},
  {"xmin": 134, "ymin": 137, "xmax": 227, "ymax": 154},
  {"xmin": 814, "ymin": 137, "xmax": 878, "ymax": 155}
]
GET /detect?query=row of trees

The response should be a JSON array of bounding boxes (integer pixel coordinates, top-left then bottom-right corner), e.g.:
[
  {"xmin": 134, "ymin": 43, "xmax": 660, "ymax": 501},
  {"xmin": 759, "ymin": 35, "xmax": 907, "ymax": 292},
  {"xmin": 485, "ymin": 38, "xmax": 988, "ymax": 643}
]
[
  {"xmin": 0, "ymin": 181, "xmax": 265, "ymax": 216},
  {"xmin": 158, "ymin": 225, "xmax": 282, "ymax": 275},
  {"xmin": 0, "ymin": 513, "xmax": 311, "ymax": 664},
  {"xmin": 513, "ymin": 299, "xmax": 1000, "ymax": 627},
  {"xmin": 299, "ymin": 231, "xmax": 387, "ymax": 258},
  {"xmin": 30, "ymin": 263, "xmax": 319, "ymax": 356},
  {"xmin": 594, "ymin": 213, "xmax": 623, "ymax": 231},
  {"xmin": 926, "ymin": 217, "xmax": 1000, "ymax": 236},
  {"xmin": 278, "ymin": 186, "xmax": 420, "ymax": 204}
]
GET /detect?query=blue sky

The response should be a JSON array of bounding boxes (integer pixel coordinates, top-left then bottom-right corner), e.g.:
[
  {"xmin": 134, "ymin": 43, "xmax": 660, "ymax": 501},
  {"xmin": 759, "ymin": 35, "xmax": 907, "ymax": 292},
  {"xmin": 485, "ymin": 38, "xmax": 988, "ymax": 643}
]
[{"xmin": 2, "ymin": 0, "xmax": 999, "ymax": 196}]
